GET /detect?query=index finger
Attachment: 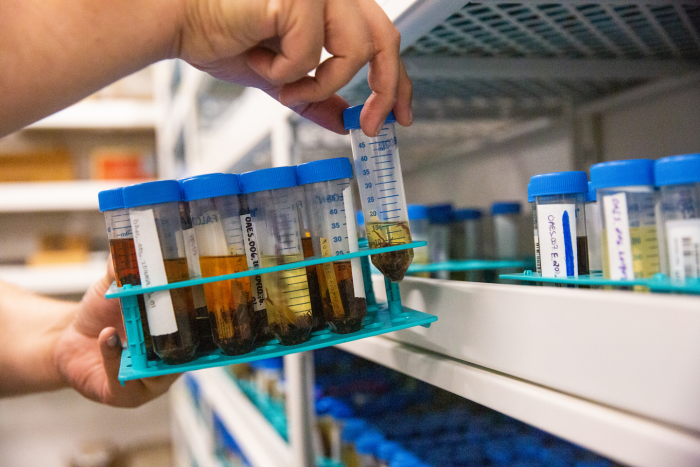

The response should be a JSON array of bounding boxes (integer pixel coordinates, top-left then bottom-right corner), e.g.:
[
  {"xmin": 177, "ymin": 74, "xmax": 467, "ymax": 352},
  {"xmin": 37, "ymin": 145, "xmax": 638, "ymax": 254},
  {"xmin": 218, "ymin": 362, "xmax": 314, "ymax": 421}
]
[{"xmin": 357, "ymin": 0, "xmax": 411, "ymax": 137}]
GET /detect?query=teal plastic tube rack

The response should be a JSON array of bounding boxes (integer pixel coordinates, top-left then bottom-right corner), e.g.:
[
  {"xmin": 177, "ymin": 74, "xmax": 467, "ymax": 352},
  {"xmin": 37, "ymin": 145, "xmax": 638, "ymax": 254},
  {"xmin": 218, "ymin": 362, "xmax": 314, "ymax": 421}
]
[
  {"xmin": 407, "ymin": 259, "xmax": 530, "ymax": 274},
  {"xmin": 500, "ymin": 270, "xmax": 700, "ymax": 294},
  {"xmin": 107, "ymin": 241, "xmax": 436, "ymax": 384}
]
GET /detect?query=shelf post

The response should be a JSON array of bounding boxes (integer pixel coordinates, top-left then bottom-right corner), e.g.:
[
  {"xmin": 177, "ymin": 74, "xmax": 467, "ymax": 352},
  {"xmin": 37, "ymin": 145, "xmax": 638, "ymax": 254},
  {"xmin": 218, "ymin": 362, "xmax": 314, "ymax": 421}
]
[
  {"xmin": 120, "ymin": 286, "xmax": 148, "ymax": 370},
  {"xmin": 284, "ymin": 352, "xmax": 316, "ymax": 467}
]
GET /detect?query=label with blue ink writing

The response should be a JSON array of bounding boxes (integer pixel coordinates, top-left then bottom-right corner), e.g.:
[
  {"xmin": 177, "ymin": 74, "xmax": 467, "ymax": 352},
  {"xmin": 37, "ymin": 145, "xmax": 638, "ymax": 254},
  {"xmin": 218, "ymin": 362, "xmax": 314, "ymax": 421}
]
[
  {"xmin": 603, "ymin": 193, "xmax": 634, "ymax": 280},
  {"xmin": 537, "ymin": 204, "xmax": 578, "ymax": 278},
  {"xmin": 129, "ymin": 208, "xmax": 177, "ymax": 336},
  {"xmin": 241, "ymin": 214, "xmax": 266, "ymax": 311}
]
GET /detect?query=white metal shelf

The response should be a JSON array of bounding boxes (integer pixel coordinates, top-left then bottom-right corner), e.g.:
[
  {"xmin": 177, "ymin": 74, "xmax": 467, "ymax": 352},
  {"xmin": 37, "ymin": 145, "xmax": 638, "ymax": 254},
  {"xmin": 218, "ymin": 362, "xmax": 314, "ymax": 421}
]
[
  {"xmin": 335, "ymin": 335, "xmax": 700, "ymax": 467},
  {"xmin": 192, "ymin": 368, "xmax": 293, "ymax": 467},
  {"xmin": 333, "ymin": 275, "xmax": 700, "ymax": 467},
  {"xmin": 27, "ymin": 98, "xmax": 156, "ymax": 130},
  {"xmin": 0, "ymin": 260, "xmax": 107, "ymax": 295},
  {"xmin": 0, "ymin": 180, "xmax": 144, "ymax": 212},
  {"xmin": 170, "ymin": 381, "xmax": 223, "ymax": 467}
]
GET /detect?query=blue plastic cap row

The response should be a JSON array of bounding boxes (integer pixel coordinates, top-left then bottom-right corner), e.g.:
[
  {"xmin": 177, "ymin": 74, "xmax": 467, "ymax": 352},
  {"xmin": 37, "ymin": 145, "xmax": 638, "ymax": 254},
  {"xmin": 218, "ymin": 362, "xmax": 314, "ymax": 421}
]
[
  {"xmin": 585, "ymin": 181, "xmax": 596, "ymax": 203},
  {"xmin": 340, "ymin": 418, "xmax": 367, "ymax": 443},
  {"xmin": 343, "ymin": 104, "xmax": 397, "ymax": 131},
  {"xmin": 427, "ymin": 204, "xmax": 453, "ymax": 224},
  {"xmin": 249, "ymin": 357, "xmax": 283, "ymax": 371},
  {"xmin": 529, "ymin": 171, "xmax": 588, "ymax": 197},
  {"xmin": 527, "ymin": 183, "xmax": 534, "ymax": 203},
  {"xmin": 390, "ymin": 451, "xmax": 422, "ymax": 467},
  {"xmin": 239, "ymin": 166, "xmax": 297, "ymax": 194},
  {"xmin": 654, "ymin": 153, "xmax": 700, "ymax": 187},
  {"xmin": 355, "ymin": 430, "xmax": 384, "ymax": 455},
  {"xmin": 180, "ymin": 173, "xmax": 240, "ymax": 201},
  {"xmin": 454, "ymin": 208, "xmax": 482, "ymax": 221},
  {"xmin": 491, "ymin": 201, "xmax": 521, "ymax": 215},
  {"xmin": 590, "ymin": 159, "xmax": 654, "ymax": 189},
  {"xmin": 408, "ymin": 204, "xmax": 428, "ymax": 220},
  {"xmin": 297, "ymin": 157, "xmax": 353, "ymax": 185},
  {"xmin": 123, "ymin": 180, "xmax": 182, "ymax": 208},
  {"xmin": 98, "ymin": 188, "xmax": 124, "ymax": 212}
]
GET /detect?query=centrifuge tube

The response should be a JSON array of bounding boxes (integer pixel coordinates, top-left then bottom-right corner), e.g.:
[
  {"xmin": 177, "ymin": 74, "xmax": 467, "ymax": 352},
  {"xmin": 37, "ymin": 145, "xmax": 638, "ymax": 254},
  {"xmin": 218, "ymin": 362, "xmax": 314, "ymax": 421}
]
[
  {"xmin": 454, "ymin": 208, "xmax": 484, "ymax": 282},
  {"xmin": 591, "ymin": 159, "xmax": 660, "ymax": 280},
  {"xmin": 98, "ymin": 188, "xmax": 157, "ymax": 361},
  {"xmin": 177, "ymin": 189, "xmax": 217, "ymax": 353},
  {"xmin": 655, "ymin": 154, "xmax": 700, "ymax": 281},
  {"xmin": 344, "ymin": 105, "xmax": 413, "ymax": 282},
  {"xmin": 297, "ymin": 158, "xmax": 367, "ymax": 334},
  {"xmin": 181, "ymin": 173, "xmax": 258, "ymax": 355},
  {"xmin": 123, "ymin": 181, "xmax": 199, "ymax": 365},
  {"xmin": 529, "ymin": 171, "xmax": 589, "ymax": 278},
  {"xmin": 585, "ymin": 182, "xmax": 603, "ymax": 274},
  {"xmin": 491, "ymin": 202, "xmax": 522, "ymax": 260},
  {"xmin": 239, "ymin": 167, "xmax": 314, "ymax": 346},
  {"xmin": 427, "ymin": 204, "xmax": 453, "ymax": 280}
]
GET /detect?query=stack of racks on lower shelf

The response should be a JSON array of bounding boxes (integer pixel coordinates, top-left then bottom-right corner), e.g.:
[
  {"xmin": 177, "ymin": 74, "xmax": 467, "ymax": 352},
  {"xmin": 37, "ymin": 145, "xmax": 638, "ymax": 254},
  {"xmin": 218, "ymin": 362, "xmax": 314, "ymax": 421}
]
[{"xmin": 107, "ymin": 241, "xmax": 437, "ymax": 384}]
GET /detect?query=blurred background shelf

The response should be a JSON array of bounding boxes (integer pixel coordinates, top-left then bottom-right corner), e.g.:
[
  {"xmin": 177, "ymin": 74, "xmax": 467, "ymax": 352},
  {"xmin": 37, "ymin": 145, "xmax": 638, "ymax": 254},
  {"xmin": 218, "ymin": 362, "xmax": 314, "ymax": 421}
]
[
  {"xmin": 0, "ymin": 180, "xmax": 146, "ymax": 212},
  {"xmin": 0, "ymin": 259, "xmax": 106, "ymax": 295},
  {"xmin": 191, "ymin": 368, "xmax": 293, "ymax": 467},
  {"xmin": 27, "ymin": 98, "xmax": 157, "ymax": 130}
]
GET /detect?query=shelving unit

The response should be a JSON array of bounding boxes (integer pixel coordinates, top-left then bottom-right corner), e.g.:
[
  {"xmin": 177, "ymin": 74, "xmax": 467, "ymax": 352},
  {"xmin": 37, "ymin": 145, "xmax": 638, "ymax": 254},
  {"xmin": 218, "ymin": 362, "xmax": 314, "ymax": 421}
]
[
  {"xmin": 27, "ymin": 98, "xmax": 156, "ymax": 130},
  {"xmin": 0, "ymin": 180, "xmax": 146, "ymax": 212},
  {"xmin": 170, "ymin": 380, "xmax": 224, "ymax": 467},
  {"xmin": 0, "ymin": 260, "xmax": 106, "ymax": 295},
  {"xmin": 334, "ymin": 274, "xmax": 700, "ymax": 467},
  {"xmin": 151, "ymin": 2, "xmax": 700, "ymax": 467}
]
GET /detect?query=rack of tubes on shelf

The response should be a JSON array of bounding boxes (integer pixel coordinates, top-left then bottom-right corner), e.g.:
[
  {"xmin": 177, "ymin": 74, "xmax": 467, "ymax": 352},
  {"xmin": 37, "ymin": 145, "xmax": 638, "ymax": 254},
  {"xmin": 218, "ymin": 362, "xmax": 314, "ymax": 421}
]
[
  {"xmin": 106, "ymin": 241, "xmax": 436, "ymax": 384},
  {"xmin": 500, "ymin": 271, "xmax": 700, "ymax": 294}
]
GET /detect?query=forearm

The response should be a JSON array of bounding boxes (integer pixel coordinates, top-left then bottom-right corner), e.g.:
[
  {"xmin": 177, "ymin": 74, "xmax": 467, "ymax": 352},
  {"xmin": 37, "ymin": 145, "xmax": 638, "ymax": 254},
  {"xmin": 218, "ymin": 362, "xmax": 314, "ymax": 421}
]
[
  {"xmin": 0, "ymin": 282, "xmax": 77, "ymax": 396},
  {"xmin": 0, "ymin": 0, "xmax": 184, "ymax": 136}
]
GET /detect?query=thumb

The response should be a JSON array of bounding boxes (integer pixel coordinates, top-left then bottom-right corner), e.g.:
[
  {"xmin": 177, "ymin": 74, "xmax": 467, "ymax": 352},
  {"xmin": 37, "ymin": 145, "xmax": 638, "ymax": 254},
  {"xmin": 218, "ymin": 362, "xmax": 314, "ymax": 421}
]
[{"xmin": 99, "ymin": 327, "xmax": 123, "ymax": 382}]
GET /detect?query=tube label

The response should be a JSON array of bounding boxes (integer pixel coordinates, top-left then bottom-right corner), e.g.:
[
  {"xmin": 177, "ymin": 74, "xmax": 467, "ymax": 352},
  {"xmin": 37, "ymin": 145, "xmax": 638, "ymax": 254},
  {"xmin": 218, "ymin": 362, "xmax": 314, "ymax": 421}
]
[
  {"xmin": 537, "ymin": 204, "xmax": 578, "ymax": 278},
  {"xmin": 603, "ymin": 193, "xmax": 634, "ymax": 280},
  {"xmin": 182, "ymin": 227, "xmax": 207, "ymax": 311},
  {"xmin": 666, "ymin": 219, "xmax": 700, "ymax": 280},
  {"xmin": 241, "ymin": 214, "xmax": 266, "ymax": 311},
  {"xmin": 342, "ymin": 186, "xmax": 366, "ymax": 298},
  {"xmin": 129, "ymin": 209, "xmax": 177, "ymax": 336}
]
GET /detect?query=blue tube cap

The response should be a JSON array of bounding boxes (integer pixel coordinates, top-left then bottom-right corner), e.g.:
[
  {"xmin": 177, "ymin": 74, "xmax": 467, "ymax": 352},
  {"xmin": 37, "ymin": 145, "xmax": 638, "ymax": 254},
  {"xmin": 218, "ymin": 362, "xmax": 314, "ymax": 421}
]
[
  {"xmin": 654, "ymin": 153, "xmax": 700, "ymax": 187},
  {"xmin": 328, "ymin": 401, "xmax": 354, "ymax": 420},
  {"xmin": 377, "ymin": 441, "xmax": 402, "ymax": 462},
  {"xmin": 98, "ymin": 188, "xmax": 124, "ymax": 212},
  {"xmin": 427, "ymin": 204, "xmax": 453, "ymax": 224},
  {"xmin": 123, "ymin": 180, "xmax": 182, "ymax": 208},
  {"xmin": 529, "ymin": 171, "xmax": 588, "ymax": 197},
  {"xmin": 407, "ymin": 204, "xmax": 428, "ymax": 220},
  {"xmin": 340, "ymin": 418, "xmax": 367, "ymax": 442},
  {"xmin": 454, "ymin": 208, "xmax": 482, "ymax": 221},
  {"xmin": 491, "ymin": 201, "xmax": 521, "ymax": 215},
  {"xmin": 239, "ymin": 167, "xmax": 297, "ymax": 194},
  {"xmin": 590, "ymin": 159, "xmax": 654, "ymax": 189},
  {"xmin": 355, "ymin": 431, "xmax": 384, "ymax": 456},
  {"xmin": 180, "ymin": 173, "xmax": 240, "ymax": 201},
  {"xmin": 296, "ymin": 157, "xmax": 353, "ymax": 185},
  {"xmin": 585, "ymin": 181, "xmax": 596, "ymax": 203},
  {"xmin": 343, "ymin": 104, "xmax": 396, "ymax": 131},
  {"xmin": 527, "ymin": 183, "xmax": 535, "ymax": 203}
]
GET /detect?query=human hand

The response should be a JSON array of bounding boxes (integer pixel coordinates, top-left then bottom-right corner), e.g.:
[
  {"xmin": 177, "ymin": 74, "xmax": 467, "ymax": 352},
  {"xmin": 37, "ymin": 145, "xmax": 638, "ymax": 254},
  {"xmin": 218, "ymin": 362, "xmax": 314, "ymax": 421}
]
[
  {"xmin": 177, "ymin": 0, "xmax": 412, "ymax": 136},
  {"xmin": 54, "ymin": 260, "xmax": 178, "ymax": 407}
]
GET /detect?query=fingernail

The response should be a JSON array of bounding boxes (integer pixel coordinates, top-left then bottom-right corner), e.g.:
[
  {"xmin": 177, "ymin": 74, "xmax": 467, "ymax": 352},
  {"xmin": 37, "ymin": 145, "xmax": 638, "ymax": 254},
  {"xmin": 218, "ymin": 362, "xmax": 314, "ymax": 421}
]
[
  {"xmin": 375, "ymin": 120, "xmax": 384, "ymax": 136},
  {"xmin": 107, "ymin": 334, "xmax": 120, "ymax": 348}
]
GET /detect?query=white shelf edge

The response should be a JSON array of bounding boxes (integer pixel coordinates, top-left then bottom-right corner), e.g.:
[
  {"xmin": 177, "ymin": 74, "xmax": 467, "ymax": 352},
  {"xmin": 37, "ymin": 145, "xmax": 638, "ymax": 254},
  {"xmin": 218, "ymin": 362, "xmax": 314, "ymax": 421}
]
[
  {"xmin": 0, "ymin": 260, "xmax": 107, "ymax": 295},
  {"xmin": 0, "ymin": 180, "xmax": 145, "ymax": 212},
  {"xmin": 335, "ymin": 335, "xmax": 700, "ymax": 467},
  {"xmin": 170, "ymin": 382, "xmax": 223, "ymax": 467},
  {"xmin": 193, "ymin": 368, "xmax": 293, "ymax": 467},
  {"xmin": 27, "ymin": 98, "xmax": 156, "ymax": 130}
]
